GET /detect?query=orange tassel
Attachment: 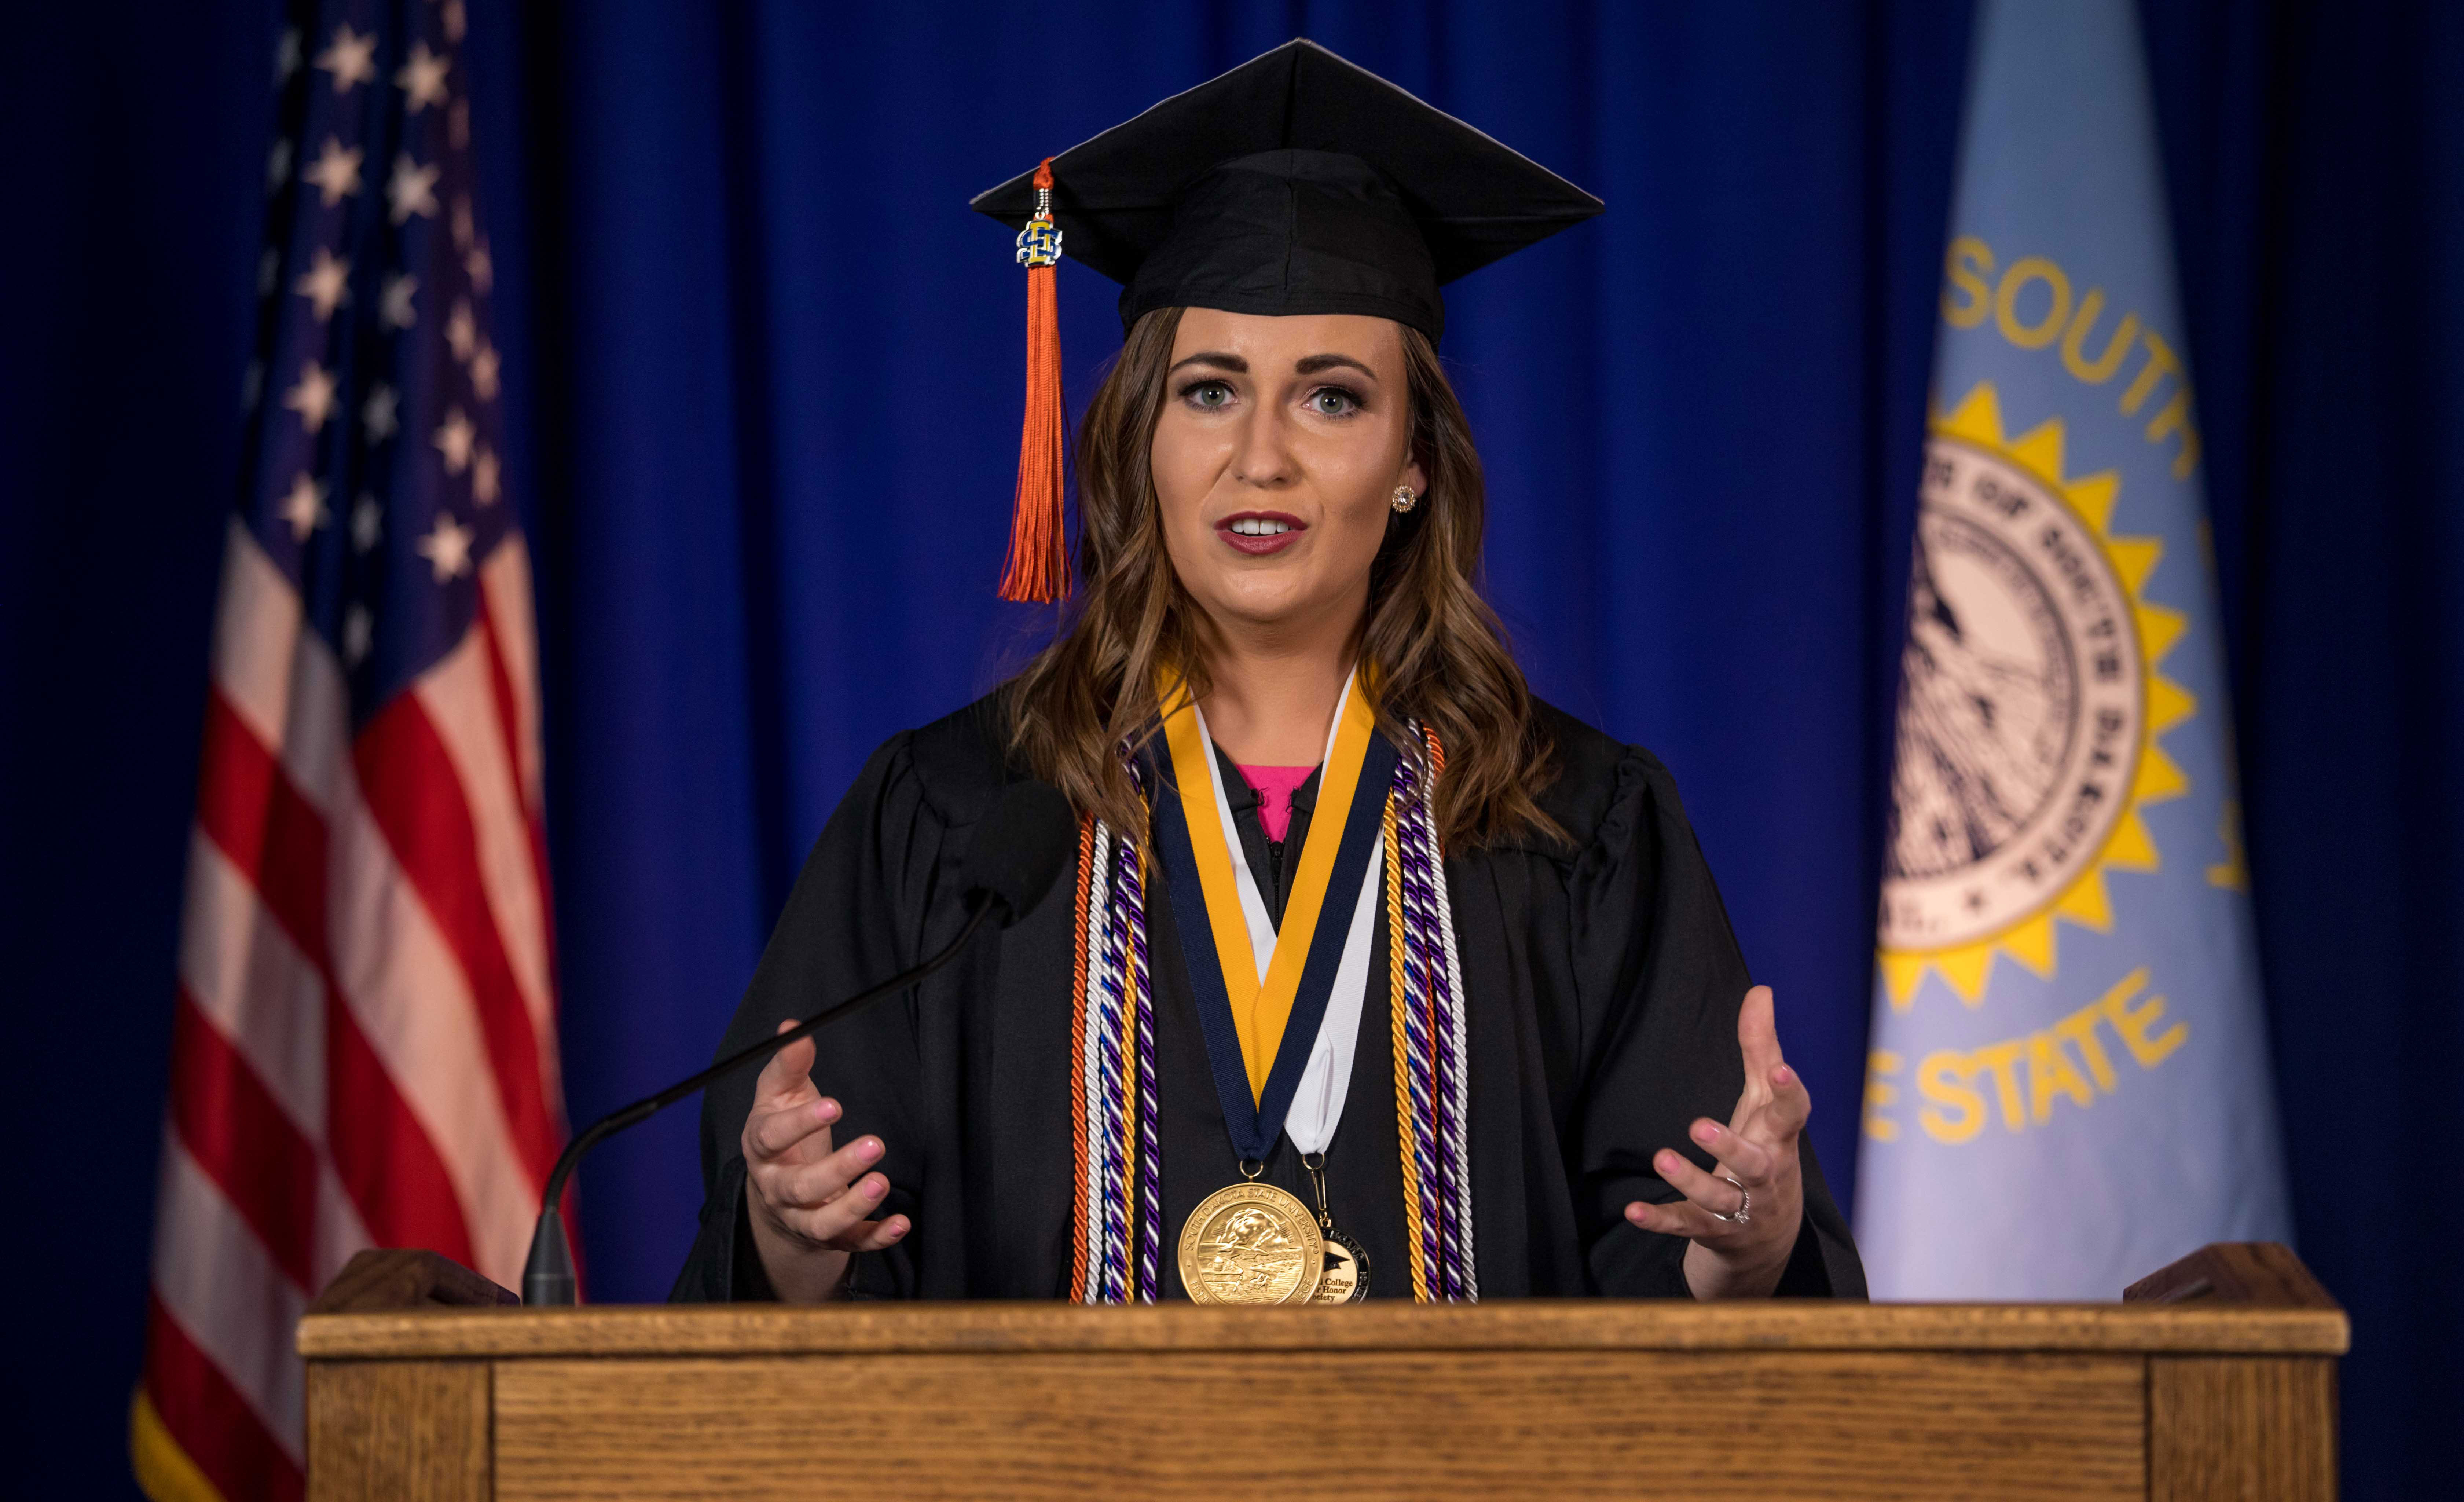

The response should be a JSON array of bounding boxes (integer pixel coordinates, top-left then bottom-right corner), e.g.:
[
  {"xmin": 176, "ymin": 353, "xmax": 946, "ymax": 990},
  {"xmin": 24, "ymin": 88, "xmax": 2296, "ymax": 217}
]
[{"xmin": 1000, "ymin": 160, "xmax": 1070, "ymax": 603}]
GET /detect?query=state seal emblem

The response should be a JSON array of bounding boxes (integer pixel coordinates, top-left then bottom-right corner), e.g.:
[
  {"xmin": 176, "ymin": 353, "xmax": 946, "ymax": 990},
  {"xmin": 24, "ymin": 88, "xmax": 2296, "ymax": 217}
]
[{"xmin": 1879, "ymin": 383, "xmax": 2196, "ymax": 1006}]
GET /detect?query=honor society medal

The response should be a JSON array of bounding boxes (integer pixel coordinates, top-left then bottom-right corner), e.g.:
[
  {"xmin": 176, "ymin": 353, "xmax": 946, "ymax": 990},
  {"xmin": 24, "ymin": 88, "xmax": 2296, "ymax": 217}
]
[
  {"xmin": 1309, "ymin": 1227, "xmax": 1370, "ymax": 1304},
  {"xmin": 1178, "ymin": 1182, "xmax": 1324, "ymax": 1305}
]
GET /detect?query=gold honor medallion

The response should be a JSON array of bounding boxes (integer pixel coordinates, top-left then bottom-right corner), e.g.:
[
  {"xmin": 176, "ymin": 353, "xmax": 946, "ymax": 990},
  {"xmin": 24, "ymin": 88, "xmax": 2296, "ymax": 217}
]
[
  {"xmin": 1177, "ymin": 1182, "xmax": 1324, "ymax": 1305},
  {"xmin": 1309, "ymin": 1227, "xmax": 1369, "ymax": 1303}
]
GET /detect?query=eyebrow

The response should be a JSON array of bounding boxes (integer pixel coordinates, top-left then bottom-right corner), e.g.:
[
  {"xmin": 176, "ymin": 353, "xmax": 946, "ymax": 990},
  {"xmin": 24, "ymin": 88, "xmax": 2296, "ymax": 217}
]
[
  {"xmin": 1294, "ymin": 354, "xmax": 1377, "ymax": 379},
  {"xmin": 1169, "ymin": 351, "xmax": 1247, "ymax": 375},
  {"xmin": 1166, "ymin": 351, "xmax": 1380, "ymax": 379}
]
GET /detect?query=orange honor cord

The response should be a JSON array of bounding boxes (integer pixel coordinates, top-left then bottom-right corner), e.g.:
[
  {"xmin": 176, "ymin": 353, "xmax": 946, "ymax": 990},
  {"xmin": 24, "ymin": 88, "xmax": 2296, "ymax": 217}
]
[
  {"xmin": 1066, "ymin": 814, "xmax": 1094, "ymax": 1300},
  {"xmin": 1000, "ymin": 159, "xmax": 1069, "ymax": 602}
]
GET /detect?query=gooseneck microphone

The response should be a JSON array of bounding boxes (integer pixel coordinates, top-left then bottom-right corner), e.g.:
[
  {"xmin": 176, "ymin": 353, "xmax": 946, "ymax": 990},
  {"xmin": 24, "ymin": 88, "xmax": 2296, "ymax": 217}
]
[{"xmin": 521, "ymin": 780, "xmax": 1076, "ymax": 1305}]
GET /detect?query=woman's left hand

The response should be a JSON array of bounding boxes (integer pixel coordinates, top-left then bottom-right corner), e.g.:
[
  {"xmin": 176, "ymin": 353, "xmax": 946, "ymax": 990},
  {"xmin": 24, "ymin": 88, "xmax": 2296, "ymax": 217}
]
[{"xmin": 1623, "ymin": 984, "xmax": 1809, "ymax": 1299}]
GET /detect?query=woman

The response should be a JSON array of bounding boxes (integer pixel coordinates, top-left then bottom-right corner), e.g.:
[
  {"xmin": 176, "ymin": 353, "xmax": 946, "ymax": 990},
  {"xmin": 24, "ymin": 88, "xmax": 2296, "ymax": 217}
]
[{"xmin": 674, "ymin": 40, "xmax": 1862, "ymax": 1305}]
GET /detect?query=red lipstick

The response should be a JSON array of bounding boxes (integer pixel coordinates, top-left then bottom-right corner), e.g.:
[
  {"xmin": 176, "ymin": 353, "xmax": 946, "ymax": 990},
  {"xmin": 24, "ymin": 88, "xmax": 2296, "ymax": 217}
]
[{"xmin": 1215, "ymin": 510, "xmax": 1307, "ymax": 556}]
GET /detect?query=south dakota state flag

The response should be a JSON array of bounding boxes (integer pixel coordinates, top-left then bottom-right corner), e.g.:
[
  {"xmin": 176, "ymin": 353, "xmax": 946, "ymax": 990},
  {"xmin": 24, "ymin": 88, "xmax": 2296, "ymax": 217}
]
[{"xmin": 1853, "ymin": 0, "xmax": 2289, "ymax": 1298}]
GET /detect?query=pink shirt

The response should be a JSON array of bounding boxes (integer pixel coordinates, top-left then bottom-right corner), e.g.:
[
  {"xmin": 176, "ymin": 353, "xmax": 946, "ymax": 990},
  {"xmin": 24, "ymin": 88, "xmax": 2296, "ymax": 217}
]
[{"xmin": 1237, "ymin": 765, "xmax": 1315, "ymax": 844}]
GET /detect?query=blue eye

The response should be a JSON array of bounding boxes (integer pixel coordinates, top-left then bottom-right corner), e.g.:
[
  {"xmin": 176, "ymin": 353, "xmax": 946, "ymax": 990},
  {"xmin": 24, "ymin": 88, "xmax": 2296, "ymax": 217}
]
[
  {"xmin": 1183, "ymin": 381, "xmax": 1235, "ymax": 410},
  {"xmin": 1308, "ymin": 387, "xmax": 1361, "ymax": 417}
]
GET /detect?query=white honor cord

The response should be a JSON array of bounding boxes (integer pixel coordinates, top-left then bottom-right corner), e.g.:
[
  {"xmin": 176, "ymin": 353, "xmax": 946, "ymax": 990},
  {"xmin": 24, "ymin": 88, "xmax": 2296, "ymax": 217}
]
[{"xmin": 1190, "ymin": 669, "xmax": 1380, "ymax": 1157}]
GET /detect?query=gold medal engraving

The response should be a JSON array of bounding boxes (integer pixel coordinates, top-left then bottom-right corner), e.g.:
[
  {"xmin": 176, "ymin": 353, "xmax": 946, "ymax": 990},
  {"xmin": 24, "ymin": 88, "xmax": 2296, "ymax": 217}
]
[
  {"xmin": 1177, "ymin": 1183, "xmax": 1324, "ymax": 1305},
  {"xmin": 1309, "ymin": 1227, "xmax": 1370, "ymax": 1303}
]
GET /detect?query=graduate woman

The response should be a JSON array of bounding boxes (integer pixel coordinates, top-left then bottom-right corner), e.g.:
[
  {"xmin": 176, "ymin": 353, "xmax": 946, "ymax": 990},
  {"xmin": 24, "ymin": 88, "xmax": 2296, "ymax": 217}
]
[{"xmin": 674, "ymin": 41, "xmax": 1863, "ymax": 1305}]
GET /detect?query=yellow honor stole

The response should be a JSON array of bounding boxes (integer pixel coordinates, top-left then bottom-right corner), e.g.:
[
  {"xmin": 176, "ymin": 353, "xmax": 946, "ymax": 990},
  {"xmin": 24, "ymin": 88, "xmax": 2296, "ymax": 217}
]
[{"xmin": 1156, "ymin": 667, "xmax": 1381, "ymax": 1104}]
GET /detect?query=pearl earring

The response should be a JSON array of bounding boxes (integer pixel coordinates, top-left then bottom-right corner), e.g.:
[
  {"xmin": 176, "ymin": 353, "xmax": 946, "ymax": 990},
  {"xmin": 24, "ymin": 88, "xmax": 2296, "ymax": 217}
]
[{"xmin": 1391, "ymin": 486, "xmax": 1419, "ymax": 514}]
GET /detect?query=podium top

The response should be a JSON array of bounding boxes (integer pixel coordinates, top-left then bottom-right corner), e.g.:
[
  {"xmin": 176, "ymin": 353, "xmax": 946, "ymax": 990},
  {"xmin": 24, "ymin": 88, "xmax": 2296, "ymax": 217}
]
[
  {"xmin": 301, "ymin": 1298, "xmax": 2348, "ymax": 1362},
  {"xmin": 298, "ymin": 1242, "xmax": 2346, "ymax": 1363}
]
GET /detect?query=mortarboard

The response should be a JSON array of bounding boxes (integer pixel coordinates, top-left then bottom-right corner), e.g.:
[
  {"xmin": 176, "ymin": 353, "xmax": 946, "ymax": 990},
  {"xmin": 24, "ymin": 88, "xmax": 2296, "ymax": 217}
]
[{"xmin": 973, "ymin": 38, "xmax": 1602, "ymax": 602}]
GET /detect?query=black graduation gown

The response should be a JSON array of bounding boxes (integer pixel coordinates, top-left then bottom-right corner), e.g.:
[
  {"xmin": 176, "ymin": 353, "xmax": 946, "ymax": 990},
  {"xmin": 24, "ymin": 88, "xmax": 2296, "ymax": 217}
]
[{"xmin": 670, "ymin": 693, "xmax": 1865, "ymax": 1301}]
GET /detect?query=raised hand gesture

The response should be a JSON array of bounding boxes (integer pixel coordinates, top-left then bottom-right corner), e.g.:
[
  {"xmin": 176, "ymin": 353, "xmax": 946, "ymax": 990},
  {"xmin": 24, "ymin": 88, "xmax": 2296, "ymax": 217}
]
[
  {"xmin": 1623, "ymin": 985, "xmax": 1809, "ymax": 1299},
  {"xmin": 740, "ymin": 1019, "xmax": 910, "ymax": 1301}
]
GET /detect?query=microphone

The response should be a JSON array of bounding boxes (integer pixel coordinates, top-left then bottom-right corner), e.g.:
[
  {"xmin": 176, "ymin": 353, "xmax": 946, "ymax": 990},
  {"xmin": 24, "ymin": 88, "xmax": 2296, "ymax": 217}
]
[{"xmin": 521, "ymin": 780, "xmax": 1076, "ymax": 1305}]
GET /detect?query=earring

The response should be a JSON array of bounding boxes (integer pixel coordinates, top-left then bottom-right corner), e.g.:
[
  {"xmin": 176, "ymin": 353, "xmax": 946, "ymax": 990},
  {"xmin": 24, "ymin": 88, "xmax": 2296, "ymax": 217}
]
[{"xmin": 1390, "ymin": 486, "xmax": 1419, "ymax": 514}]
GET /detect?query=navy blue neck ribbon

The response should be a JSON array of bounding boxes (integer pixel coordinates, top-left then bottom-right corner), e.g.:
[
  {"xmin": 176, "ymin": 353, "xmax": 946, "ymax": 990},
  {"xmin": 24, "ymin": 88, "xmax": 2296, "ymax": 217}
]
[{"xmin": 1147, "ymin": 730, "xmax": 1400, "ymax": 1165}]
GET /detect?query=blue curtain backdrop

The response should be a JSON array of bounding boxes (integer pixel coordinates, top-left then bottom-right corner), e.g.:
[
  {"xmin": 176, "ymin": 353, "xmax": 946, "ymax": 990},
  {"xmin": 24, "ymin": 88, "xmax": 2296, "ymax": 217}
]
[
  {"xmin": 4, "ymin": 3, "xmax": 2457, "ymax": 1497},
  {"xmin": 520, "ymin": 0, "xmax": 1965, "ymax": 1303}
]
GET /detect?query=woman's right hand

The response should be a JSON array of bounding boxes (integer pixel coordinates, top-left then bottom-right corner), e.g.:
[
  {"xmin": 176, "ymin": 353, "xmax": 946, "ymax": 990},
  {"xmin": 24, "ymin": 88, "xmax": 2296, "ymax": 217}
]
[{"xmin": 740, "ymin": 1020, "xmax": 910, "ymax": 1302}]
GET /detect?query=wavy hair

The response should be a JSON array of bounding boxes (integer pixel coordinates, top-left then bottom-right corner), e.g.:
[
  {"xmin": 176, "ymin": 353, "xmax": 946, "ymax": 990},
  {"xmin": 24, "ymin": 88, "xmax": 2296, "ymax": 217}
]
[{"xmin": 1004, "ymin": 306, "xmax": 1560, "ymax": 850}]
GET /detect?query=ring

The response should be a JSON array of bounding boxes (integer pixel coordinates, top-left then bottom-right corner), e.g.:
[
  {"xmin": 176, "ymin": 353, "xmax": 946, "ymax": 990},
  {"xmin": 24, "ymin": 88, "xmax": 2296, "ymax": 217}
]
[{"xmin": 1705, "ymin": 1175, "xmax": 1752, "ymax": 1226}]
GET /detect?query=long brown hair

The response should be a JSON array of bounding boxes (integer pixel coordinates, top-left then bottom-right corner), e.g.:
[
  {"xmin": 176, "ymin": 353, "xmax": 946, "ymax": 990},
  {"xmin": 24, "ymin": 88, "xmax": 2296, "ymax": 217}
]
[{"xmin": 1005, "ymin": 307, "xmax": 1561, "ymax": 850}]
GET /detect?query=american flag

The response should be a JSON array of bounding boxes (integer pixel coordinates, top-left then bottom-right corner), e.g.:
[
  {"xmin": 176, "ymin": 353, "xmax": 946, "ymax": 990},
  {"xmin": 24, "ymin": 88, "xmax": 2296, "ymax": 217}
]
[{"xmin": 134, "ymin": 4, "xmax": 564, "ymax": 1498}]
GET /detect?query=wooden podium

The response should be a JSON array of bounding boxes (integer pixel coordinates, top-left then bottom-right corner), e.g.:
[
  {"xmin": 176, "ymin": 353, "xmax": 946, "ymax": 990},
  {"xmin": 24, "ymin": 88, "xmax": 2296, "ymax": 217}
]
[{"xmin": 300, "ymin": 1242, "xmax": 2345, "ymax": 1500}]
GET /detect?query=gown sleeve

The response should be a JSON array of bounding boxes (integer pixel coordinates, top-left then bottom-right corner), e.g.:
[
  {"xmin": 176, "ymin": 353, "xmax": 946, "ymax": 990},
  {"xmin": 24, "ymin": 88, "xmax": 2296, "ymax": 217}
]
[
  {"xmin": 669, "ymin": 731, "xmax": 952, "ymax": 1302},
  {"xmin": 1566, "ymin": 747, "xmax": 1867, "ymax": 1299}
]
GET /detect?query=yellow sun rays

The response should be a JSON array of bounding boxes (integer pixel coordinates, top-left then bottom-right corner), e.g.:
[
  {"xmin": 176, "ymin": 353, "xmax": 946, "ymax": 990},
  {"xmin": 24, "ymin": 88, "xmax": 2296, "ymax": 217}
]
[{"xmin": 1881, "ymin": 382, "xmax": 2194, "ymax": 1008}]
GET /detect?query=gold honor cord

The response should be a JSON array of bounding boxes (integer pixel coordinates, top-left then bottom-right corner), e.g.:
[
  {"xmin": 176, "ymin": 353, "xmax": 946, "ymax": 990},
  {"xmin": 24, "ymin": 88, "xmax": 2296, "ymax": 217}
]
[{"xmin": 1157, "ymin": 670, "xmax": 1380, "ymax": 1104}]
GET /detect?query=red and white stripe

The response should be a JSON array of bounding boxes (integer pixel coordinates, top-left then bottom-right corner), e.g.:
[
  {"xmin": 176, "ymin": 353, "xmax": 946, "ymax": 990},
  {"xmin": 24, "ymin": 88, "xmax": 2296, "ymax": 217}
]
[{"xmin": 139, "ymin": 521, "xmax": 563, "ymax": 1501}]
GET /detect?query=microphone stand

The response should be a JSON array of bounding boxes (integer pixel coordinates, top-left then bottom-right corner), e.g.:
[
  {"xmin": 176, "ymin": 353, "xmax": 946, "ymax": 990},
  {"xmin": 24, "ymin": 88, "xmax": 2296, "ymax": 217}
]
[{"xmin": 521, "ymin": 895, "xmax": 998, "ymax": 1305}]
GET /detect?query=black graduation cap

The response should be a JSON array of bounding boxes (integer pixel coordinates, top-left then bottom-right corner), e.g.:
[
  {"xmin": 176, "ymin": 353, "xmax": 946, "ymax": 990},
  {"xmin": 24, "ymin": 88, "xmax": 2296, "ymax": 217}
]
[
  {"xmin": 972, "ymin": 38, "xmax": 1603, "ymax": 342},
  {"xmin": 974, "ymin": 39, "xmax": 1601, "ymax": 604}
]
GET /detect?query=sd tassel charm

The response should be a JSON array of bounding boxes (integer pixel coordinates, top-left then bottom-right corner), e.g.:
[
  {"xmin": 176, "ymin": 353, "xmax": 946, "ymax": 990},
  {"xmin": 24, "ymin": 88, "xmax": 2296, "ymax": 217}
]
[{"xmin": 1000, "ymin": 160, "xmax": 1069, "ymax": 603}]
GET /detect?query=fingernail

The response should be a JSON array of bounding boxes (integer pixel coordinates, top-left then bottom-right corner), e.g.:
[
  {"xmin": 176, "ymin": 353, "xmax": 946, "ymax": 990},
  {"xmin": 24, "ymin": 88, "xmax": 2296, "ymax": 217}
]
[
  {"xmin": 1656, "ymin": 1150, "xmax": 1679, "ymax": 1173},
  {"xmin": 1693, "ymin": 1121, "xmax": 1720, "ymax": 1143},
  {"xmin": 1775, "ymin": 1066, "xmax": 1795, "ymax": 1086},
  {"xmin": 863, "ymin": 1177, "xmax": 886, "ymax": 1199},
  {"xmin": 815, "ymin": 1099, "xmax": 840, "ymax": 1122},
  {"xmin": 858, "ymin": 1138, "xmax": 882, "ymax": 1160}
]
